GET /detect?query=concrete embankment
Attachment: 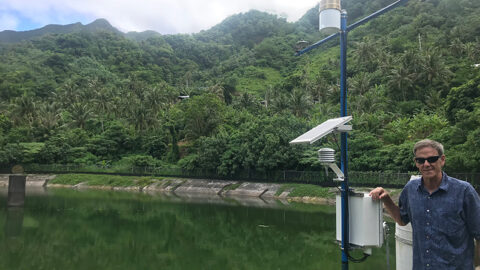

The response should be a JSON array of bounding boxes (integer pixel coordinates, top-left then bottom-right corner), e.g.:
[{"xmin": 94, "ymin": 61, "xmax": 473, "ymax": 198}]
[
  {"xmin": 0, "ymin": 174, "xmax": 337, "ymax": 204},
  {"xmin": 0, "ymin": 174, "xmax": 55, "ymax": 188}
]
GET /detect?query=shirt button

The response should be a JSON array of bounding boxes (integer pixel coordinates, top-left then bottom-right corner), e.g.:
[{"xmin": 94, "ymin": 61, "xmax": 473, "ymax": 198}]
[
  {"xmin": 426, "ymin": 222, "xmax": 430, "ymax": 226},
  {"xmin": 427, "ymin": 264, "xmax": 430, "ymax": 267},
  {"xmin": 426, "ymin": 209, "xmax": 430, "ymax": 212},
  {"xmin": 426, "ymin": 235, "xmax": 430, "ymax": 239},
  {"xmin": 426, "ymin": 249, "xmax": 429, "ymax": 253}
]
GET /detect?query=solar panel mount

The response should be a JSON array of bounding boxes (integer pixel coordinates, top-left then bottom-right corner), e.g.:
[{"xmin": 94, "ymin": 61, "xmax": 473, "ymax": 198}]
[{"xmin": 289, "ymin": 116, "xmax": 353, "ymax": 145}]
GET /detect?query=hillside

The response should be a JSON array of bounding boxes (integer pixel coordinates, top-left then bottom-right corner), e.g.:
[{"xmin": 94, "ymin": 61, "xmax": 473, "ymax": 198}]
[{"xmin": 0, "ymin": 0, "xmax": 480, "ymax": 175}]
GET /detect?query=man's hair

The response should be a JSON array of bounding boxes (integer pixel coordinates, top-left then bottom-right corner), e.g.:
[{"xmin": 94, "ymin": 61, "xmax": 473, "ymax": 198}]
[{"xmin": 413, "ymin": 139, "xmax": 444, "ymax": 156}]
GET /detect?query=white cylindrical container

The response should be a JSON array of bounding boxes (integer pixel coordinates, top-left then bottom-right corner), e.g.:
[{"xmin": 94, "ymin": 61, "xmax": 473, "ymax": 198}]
[
  {"xmin": 319, "ymin": 9, "xmax": 341, "ymax": 33},
  {"xmin": 319, "ymin": 0, "xmax": 341, "ymax": 34},
  {"xmin": 395, "ymin": 223, "xmax": 413, "ymax": 270}
]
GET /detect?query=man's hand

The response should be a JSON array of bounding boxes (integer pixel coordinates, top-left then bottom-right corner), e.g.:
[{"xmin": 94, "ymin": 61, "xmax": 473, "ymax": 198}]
[
  {"xmin": 369, "ymin": 187, "xmax": 390, "ymax": 201},
  {"xmin": 369, "ymin": 186, "xmax": 406, "ymax": 226}
]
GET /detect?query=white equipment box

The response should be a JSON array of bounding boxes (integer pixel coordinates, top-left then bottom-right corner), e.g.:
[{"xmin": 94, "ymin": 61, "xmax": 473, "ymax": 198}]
[{"xmin": 336, "ymin": 192, "xmax": 384, "ymax": 247}]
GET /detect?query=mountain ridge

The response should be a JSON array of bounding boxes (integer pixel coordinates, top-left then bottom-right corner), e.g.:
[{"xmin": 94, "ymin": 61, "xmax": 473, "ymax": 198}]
[
  {"xmin": 0, "ymin": 18, "xmax": 162, "ymax": 43},
  {"xmin": 0, "ymin": 8, "xmax": 318, "ymax": 44}
]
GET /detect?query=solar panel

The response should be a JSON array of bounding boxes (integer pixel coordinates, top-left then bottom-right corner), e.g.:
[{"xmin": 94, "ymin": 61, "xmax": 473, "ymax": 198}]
[{"xmin": 289, "ymin": 116, "xmax": 352, "ymax": 145}]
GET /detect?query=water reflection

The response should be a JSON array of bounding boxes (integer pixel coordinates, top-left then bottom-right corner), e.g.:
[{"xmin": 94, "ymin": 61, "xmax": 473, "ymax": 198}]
[
  {"xmin": 0, "ymin": 188, "xmax": 394, "ymax": 270},
  {"xmin": 4, "ymin": 207, "xmax": 24, "ymax": 238}
]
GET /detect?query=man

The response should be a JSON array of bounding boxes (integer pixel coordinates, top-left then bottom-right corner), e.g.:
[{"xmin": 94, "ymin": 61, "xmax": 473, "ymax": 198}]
[{"xmin": 370, "ymin": 139, "xmax": 480, "ymax": 269}]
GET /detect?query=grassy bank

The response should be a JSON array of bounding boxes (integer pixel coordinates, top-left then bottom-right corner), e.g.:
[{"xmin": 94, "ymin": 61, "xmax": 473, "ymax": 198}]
[
  {"xmin": 275, "ymin": 183, "xmax": 334, "ymax": 198},
  {"xmin": 50, "ymin": 174, "xmax": 159, "ymax": 187},
  {"xmin": 49, "ymin": 173, "xmax": 335, "ymax": 198}
]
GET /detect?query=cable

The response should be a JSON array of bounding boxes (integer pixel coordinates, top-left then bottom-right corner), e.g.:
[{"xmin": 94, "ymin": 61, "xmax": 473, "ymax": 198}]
[
  {"xmin": 332, "ymin": 134, "xmax": 341, "ymax": 151},
  {"xmin": 384, "ymin": 222, "xmax": 390, "ymax": 270},
  {"xmin": 346, "ymin": 248, "xmax": 370, "ymax": 263}
]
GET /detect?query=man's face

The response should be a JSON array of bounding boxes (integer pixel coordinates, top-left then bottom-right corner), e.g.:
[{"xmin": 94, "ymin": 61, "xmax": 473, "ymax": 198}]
[{"xmin": 414, "ymin": 146, "xmax": 445, "ymax": 181}]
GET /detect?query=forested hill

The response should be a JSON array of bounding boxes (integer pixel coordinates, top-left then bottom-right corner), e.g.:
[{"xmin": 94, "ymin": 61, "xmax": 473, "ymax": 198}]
[
  {"xmin": 1, "ymin": 0, "xmax": 480, "ymax": 175},
  {"xmin": 0, "ymin": 19, "xmax": 123, "ymax": 43}
]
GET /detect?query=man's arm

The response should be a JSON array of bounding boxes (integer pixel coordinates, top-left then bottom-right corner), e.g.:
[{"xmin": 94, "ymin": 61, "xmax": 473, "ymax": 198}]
[
  {"xmin": 370, "ymin": 187, "xmax": 407, "ymax": 226},
  {"xmin": 464, "ymin": 184, "xmax": 480, "ymax": 269},
  {"xmin": 475, "ymin": 239, "xmax": 480, "ymax": 269}
]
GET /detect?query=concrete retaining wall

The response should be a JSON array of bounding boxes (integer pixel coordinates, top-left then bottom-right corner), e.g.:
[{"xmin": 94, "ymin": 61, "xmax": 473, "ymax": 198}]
[
  {"xmin": 0, "ymin": 174, "xmax": 55, "ymax": 187},
  {"xmin": 175, "ymin": 179, "xmax": 237, "ymax": 195},
  {"xmin": 0, "ymin": 174, "xmax": 294, "ymax": 200},
  {"xmin": 223, "ymin": 182, "xmax": 282, "ymax": 197}
]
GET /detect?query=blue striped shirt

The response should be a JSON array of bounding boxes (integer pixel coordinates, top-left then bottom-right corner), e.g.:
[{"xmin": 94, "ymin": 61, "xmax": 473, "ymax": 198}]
[{"xmin": 399, "ymin": 173, "xmax": 480, "ymax": 270}]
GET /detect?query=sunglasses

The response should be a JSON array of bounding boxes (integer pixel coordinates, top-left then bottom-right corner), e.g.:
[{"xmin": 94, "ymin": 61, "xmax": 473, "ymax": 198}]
[{"xmin": 414, "ymin": 155, "xmax": 441, "ymax": 164}]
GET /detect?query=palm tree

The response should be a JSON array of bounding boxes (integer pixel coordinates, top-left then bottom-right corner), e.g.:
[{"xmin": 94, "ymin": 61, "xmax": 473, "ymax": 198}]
[
  {"xmin": 353, "ymin": 85, "xmax": 390, "ymax": 114},
  {"xmin": 425, "ymin": 89, "xmax": 444, "ymax": 113},
  {"xmin": 126, "ymin": 98, "xmax": 159, "ymax": 132},
  {"xmin": 93, "ymin": 87, "xmax": 113, "ymax": 132},
  {"xmin": 387, "ymin": 66, "xmax": 414, "ymax": 101},
  {"xmin": 314, "ymin": 102, "xmax": 337, "ymax": 121},
  {"xmin": 183, "ymin": 71, "xmax": 193, "ymax": 91},
  {"xmin": 35, "ymin": 102, "xmax": 61, "ymax": 137},
  {"xmin": 144, "ymin": 85, "xmax": 167, "ymax": 112},
  {"xmin": 378, "ymin": 51, "xmax": 394, "ymax": 75},
  {"xmin": 401, "ymin": 49, "xmax": 423, "ymax": 76},
  {"xmin": 289, "ymin": 88, "xmax": 312, "ymax": 117},
  {"xmin": 237, "ymin": 92, "xmax": 257, "ymax": 110},
  {"xmin": 352, "ymin": 37, "xmax": 379, "ymax": 72},
  {"xmin": 326, "ymin": 83, "xmax": 341, "ymax": 103},
  {"xmin": 67, "ymin": 102, "xmax": 94, "ymax": 129},
  {"xmin": 348, "ymin": 72, "xmax": 372, "ymax": 96},
  {"xmin": 208, "ymin": 83, "xmax": 225, "ymax": 102},
  {"xmin": 305, "ymin": 76, "xmax": 330, "ymax": 104},
  {"xmin": 10, "ymin": 95, "xmax": 36, "ymax": 126},
  {"xmin": 130, "ymin": 105, "xmax": 152, "ymax": 132},
  {"xmin": 270, "ymin": 92, "xmax": 290, "ymax": 114},
  {"xmin": 0, "ymin": 99, "xmax": 9, "ymax": 114},
  {"xmin": 56, "ymin": 80, "xmax": 86, "ymax": 108},
  {"xmin": 419, "ymin": 49, "xmax": 452, "ymax": 86},
  {"xmin": 464, "ymin": 42, "xmax": 479, "ymax": 62},
  {"xmin": 449, "ymin": 38, "xmax": 465, "ymax": 57}
]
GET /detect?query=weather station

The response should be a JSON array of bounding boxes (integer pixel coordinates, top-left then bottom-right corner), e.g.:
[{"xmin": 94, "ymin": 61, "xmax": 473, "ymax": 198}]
[
  {"xmin": 290, "ymin": 116, "xmax": 385, "ymax": 267},
  {"xmin": 290, "ymin": 0, "xmax": 409, "ymax": 268}
]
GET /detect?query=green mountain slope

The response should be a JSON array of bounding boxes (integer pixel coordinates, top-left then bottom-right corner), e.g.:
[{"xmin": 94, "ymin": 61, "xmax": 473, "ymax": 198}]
[{"xmin": 0, "ymin": 0, "xmax": 480, "ymax": 174}]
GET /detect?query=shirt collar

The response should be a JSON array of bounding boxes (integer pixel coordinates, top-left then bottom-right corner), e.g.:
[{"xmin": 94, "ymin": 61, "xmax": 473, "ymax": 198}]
[
  {"xmin": 438, "ymin": 172, "xmax": 449, "ymax": 191},
  {"xmin": 417, "ymin": 172, "xmax": 449, "ymax": 193}
]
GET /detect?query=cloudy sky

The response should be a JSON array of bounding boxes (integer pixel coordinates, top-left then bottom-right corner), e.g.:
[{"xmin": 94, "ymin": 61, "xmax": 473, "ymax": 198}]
[{"xmin": 0, "ymin": 0, "xmax": 319, "ymax": 34}]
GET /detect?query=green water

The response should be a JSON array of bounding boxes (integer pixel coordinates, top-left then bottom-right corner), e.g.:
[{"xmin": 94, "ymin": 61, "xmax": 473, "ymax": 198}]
[{"xmin": 0, "ymin": 188, "xmax": 395, "ymax": 270}]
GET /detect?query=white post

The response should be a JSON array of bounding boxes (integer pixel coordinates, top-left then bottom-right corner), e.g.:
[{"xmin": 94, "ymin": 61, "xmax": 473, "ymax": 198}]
[{"xmin": 395, "ymin": 223, "xmax": 413, "ymax": 270}]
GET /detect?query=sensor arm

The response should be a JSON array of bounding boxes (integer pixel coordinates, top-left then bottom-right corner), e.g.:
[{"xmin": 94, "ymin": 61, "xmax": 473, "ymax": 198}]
[
  {"xmin": 295, "ymin": 32, "xmax": 339, "ymax": 56},
  {"xmin": 295, "ymin": 0, "xmax": 409, "ymax": 56},
  {"xmin": 346, "ymin": 0, "xmax": 408, "ymax": 32},
  {"xmin": 328, "ymin": 163, "xmax": 345, "ymax": 181}
]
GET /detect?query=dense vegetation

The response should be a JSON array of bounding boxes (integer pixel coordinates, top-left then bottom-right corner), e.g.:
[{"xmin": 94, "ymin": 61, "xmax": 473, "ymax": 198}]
[{"xmin": 1, "ymin": 0, "xmax": 480, "ymax": 175}]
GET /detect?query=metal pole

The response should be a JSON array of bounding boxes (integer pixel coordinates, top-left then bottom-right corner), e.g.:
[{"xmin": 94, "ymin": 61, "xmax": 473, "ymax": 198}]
[
  {"xmin": 293, "ymin": 2, "xmax": 409, "ymax": 269},
  {"xmin": 340, "ymin": 10, "xmax": 349, "ymax": 270}
]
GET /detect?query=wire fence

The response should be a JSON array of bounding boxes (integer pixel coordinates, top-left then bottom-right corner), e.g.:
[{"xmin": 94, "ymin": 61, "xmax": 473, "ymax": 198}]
[{"xmin": 4, "ymin": 163, "xmax": 475, "ymax": 190}]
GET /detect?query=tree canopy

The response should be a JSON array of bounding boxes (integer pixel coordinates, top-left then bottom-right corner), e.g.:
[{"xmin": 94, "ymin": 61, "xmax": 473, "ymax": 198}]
[{"xmin": 1, "ymin": 0, "xmax": 480, "ymax": 173}]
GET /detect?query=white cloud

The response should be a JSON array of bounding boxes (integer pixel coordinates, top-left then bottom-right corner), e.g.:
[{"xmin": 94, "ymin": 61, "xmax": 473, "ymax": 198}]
[
  {"xmin": 0, "ymin": 0, "xmax": 319, "ymax": 34},
  {"xmin": 0, "ymin": 13, "xmax": 19, "ymax": 30}
]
